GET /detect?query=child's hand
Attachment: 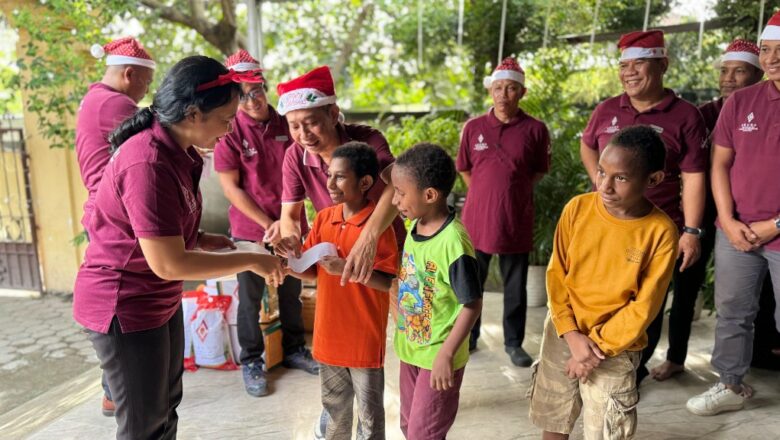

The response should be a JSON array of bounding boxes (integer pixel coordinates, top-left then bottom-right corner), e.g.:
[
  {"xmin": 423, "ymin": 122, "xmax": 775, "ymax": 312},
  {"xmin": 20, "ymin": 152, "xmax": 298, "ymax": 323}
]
[
  {"xmin": 563, "ymin": 331, "xmax": 605, "ymax": 369},
  {"xmin": 430, "ymin": 351, "xmax": 455, "ymax": 391},
  {"xmin": 319, "ymin": 256, "xmax": 346, "ymax": 276},
  {"xmin": 565, "ymin": 356, "xmax": 595, "ymax": 383}
]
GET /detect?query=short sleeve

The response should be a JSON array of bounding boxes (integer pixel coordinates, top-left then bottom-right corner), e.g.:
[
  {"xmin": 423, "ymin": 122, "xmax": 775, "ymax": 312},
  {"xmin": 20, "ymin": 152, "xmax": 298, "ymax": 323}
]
[
  {"xmin": 371, "ymin": 132, "xmax": 395, "ymax": 171},
  {"xmin": 213, "ymin": 135, "xmax": 241, "ymax": 172},
  {"xmin": 448, "ymin": 254, "xmax": 482, "ymax": 305},
  {"xmin": 301, "ymin": 210, "xmax": 324, "ymax": 252},
  {"xmin": 712, "ymin": 94, "xmax": 737, "ymax": 149},
  {"xmin": 100, "ymin": 95, "xmax": 137, "ymax": 137},
  {"xmin": 118, "ymin": 163, "xmax": 184, "ymax": 238},
  {"xmin": 373, "ymin": 227, "xmax": 400, "ymax": 277},
  {"xmin": 678, "ymin": 111, "xmax": 708, "ymax": 173},
  {"xmin": 581, "ymin": 106, "xmax": 601, "ymax": 150},
  {"xmin": 281, "ymin": 146, "xmax": 307, "ymax": 204},
  {"xmin": 533, "ymin": 123, "xmax": 552, "ymax": 174},
  {"xmin": 455, "ymin": 121, "xmax": 472, "ymax": 172}
]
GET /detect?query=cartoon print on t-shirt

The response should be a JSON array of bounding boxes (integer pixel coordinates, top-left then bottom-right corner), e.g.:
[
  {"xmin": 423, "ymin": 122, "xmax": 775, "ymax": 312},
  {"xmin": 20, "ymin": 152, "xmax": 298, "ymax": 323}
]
[{"xmin": 397, "ymin": 252, "xmax": 433, "ymax": 344}]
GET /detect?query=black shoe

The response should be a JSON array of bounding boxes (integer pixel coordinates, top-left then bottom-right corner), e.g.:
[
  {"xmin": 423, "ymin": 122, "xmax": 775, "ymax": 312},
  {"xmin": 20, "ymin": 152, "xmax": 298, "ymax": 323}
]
[
  {"xmin": 283, "ymin": 347, "xmax": 320, "ymax": 375},
  {"xmin": 505, "ymin": 346, "xmax": 533, "ymax": 367},
  {"xmin": 242, "ymin": 362, "xmax": 268, "ymax": 397}
]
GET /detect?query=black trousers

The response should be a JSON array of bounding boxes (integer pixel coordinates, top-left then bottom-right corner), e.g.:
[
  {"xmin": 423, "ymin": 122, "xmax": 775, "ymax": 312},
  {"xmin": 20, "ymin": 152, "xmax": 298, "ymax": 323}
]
[
  {"xmin": 641, "ymin": 230, "xmax": 716, "ymax": 372},
  {"xmin": 236, "ymin": 270, "xmax": 305, "ymax": 365},
  {"xmin": 87, "ymin": 307, "xmax": 184, "ymax": 440},
  {"xmin": 470, "ymin": 251, "xmax": 529, "ymax": 348}
]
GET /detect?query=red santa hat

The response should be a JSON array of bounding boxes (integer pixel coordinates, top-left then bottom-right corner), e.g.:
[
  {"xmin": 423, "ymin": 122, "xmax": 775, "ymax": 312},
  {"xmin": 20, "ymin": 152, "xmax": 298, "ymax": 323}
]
[
  {"xmin": 90, "ymin": 37, "xmax": 155, "ymax": 70},
  {"xmin": 276, "ymin": 66, "xmax": 337, "ymax": 116},
  {"xmin": 618, "ymin": 30, "xmax": 667, "ymax": 61},
  {"xmin": 483, "ymin": 57, "xmax": 525, "ymax": 89},
  {"xmin": 761, "ymin": 10, "xmax": 780, "ymax": 41},
  {"xmin": 224, "ymin": 49, "xmax": 263, "ymax": 73},
  {"xmin": 721, "ymin": 39, "xmax": 761, "ymax": 70}
]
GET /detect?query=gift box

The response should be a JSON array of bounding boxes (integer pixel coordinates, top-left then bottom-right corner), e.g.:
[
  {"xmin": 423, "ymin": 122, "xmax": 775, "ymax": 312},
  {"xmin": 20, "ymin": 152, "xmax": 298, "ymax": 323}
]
[
  {"xmin": 261, "ymin": 319, "xmax": 283, "ymax": 371},
  {"xmin": 300, "ymin": 287, "xmax": 317, "ymax": 332}
]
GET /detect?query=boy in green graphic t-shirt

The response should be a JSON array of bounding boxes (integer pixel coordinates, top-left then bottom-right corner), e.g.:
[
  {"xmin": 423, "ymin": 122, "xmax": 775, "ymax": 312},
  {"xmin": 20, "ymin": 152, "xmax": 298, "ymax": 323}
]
[{"xmin": 390, "ymin": 143, "xmax": 483, "ymax": 439}]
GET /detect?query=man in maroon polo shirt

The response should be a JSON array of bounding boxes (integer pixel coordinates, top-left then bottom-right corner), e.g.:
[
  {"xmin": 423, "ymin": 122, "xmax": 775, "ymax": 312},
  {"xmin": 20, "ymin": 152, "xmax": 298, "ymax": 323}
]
[
  {"xmin": 580, "ymin": 30, "xmax": 708, "ymax": 384},
  {"xmin": 75, "ymin": 36, "xmax": 155, "ymax": 417},
  {"xmin": 275, "ymin": 66, "xmax": 405, "ymax": 250},
  {"xmin": 214, "ymin": 50, "xmax": 318, "ymax": 399},
  {"xmin": 687, "ymin": 12, "xmax": 780, "ymax": 416},
  {"xmin": 77, "ymin": 37, "xmax": 155, "ymax": 230},
  {"xmin": 456, "ymin": 57, "xmax": 550, "ymax": 367}
]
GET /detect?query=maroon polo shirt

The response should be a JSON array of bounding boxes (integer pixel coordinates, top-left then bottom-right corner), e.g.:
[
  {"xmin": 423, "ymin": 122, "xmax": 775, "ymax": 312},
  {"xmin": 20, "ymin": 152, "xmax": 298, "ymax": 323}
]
[
  {"xmin": 699, "ymin": 98, "xmax": 724, "ymax": 134},
  {"xmin": 582, "ymin": 90, "xmax": 708, "ymax": 228},
  {"xmin": 281, "ymin": 123, "xmax": 406, "ymax": 247},
  {"xmin": 214, "ymin": 106, "xmax": 308, "ymax": 242},
  {"xmin": 73, "ymin": 120, "xmax": 203, "ymax": 334},
  {"xmin": 75, "ymin": 83, "xmax": 138, "ymax": 229},
  {"xmin": 712, "ymin": 81, "xmax": 780, "ymax": 251},
  {"xmin": 456, "ymin": 108, "xmax": 551, "ymax": 254}
]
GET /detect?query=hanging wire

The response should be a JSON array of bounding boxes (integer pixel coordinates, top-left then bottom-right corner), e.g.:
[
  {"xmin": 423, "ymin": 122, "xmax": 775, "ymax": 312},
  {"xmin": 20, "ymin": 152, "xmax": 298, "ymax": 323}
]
[
  {"xmin": 457, "ymin": 0, "xmax": 465, "ymax": 46},
  {"xmin": 590, "ymin": 0, "xmax": 601, "ymax": 54},
  {"xmin": 417, "ymin": 0, "xmax": 423, "ymax": 68},
  {"xmin": 497, "ymin": 0, "xmax": 508, "ymax": 64},
  {"xmin": 758, "ymin": 0, "xmax": 766, "ymax": 44},
  {"xmin": 643, "ymin": 0, "xmax": 651, "ymax": 31},
  {"xmin": 542, "ymin": 1, "xmax": 553, "ymax": 49}
]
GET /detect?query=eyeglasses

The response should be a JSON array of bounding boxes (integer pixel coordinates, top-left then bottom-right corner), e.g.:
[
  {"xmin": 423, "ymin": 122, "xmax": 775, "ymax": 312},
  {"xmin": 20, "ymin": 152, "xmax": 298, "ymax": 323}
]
[{"xmin": 239, "ymin": 89, "xmax": 266, "ymax": 102}]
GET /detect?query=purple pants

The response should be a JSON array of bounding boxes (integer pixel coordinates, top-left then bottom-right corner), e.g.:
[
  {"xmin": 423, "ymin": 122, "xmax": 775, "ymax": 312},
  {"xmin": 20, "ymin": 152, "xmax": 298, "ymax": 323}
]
[{"xmin": 399, "ymin": 361, "xmax": 465, "ymax": 440}]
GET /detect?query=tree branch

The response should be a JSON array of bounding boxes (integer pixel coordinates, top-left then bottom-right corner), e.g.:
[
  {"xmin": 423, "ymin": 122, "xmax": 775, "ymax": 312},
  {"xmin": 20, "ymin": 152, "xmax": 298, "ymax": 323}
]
[{"xmin": 331, "ymin": 2, "xmax": 374, "ymax": 82}]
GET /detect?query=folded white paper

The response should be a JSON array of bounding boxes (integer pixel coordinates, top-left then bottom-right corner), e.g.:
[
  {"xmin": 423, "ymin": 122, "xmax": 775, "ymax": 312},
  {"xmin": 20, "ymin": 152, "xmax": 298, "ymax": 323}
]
[{"xmin": 287, "ymin": 242, "xmax": 338, "ymax": 273}]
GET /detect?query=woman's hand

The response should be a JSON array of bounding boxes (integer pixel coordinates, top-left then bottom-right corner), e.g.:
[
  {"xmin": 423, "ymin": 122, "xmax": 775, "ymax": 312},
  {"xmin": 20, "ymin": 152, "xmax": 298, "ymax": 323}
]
[{"xmin": 250, "ymin": 255, "xmax": 285, "ymax": 287}]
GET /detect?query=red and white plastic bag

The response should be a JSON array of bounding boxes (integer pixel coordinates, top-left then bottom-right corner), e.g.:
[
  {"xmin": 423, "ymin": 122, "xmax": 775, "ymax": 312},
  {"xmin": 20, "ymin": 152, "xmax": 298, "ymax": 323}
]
[{"xmin": 190, "ymin": 295, "xmax": 238, "ymax": 370}]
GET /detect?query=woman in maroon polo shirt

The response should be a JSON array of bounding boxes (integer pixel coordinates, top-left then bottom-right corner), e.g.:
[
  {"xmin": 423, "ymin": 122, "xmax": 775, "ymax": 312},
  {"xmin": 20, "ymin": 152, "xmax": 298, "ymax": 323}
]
[{"xmin": 73, "ymin": 56, "xmax": 283, "ymax": 440}]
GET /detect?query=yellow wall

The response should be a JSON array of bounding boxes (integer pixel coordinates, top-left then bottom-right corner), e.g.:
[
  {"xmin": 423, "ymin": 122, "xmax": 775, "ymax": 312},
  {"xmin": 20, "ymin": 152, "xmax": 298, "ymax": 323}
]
[{"xmin": 2, "ymin": 0, "xmax": 87, "ymax": 293}]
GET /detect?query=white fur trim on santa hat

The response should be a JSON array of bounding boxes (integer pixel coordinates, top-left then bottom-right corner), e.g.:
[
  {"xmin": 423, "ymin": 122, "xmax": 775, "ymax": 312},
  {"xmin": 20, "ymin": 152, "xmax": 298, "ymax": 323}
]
[
  {"xmin": 619, "ymin": 47, "xmax": 667, "ymax": 61},
  {"xmin": 90, "ymin": 44, "xmax": 105, "ymax": 59},
  {"xmin": 761, "ymin": 25, "xmax": 780, "ymax": 41},
  {"xmin": 105, "ymin": 54, "xmax": 156, "ymax": 70},
  {"xmin": 721, "ymin": 51, "xmax": 761, "ymax": 69},
  {"xmin": 228, "ymin": 62, "xmax": 262, "ymax": 72},
  {"xmin": 483, "ymin": 70, "xmax": 525, "ymax": 89},
  {"xmin": 277, "ymin": 88, "xmax": 337, "ymax": 116}
]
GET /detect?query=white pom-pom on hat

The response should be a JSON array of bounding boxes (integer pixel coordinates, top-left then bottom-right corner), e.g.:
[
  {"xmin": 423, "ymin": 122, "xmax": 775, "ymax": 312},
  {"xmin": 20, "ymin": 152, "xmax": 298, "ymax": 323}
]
[
  {"xmin": 90, "ymin": 44, "xmax": 105, "ymax": 59},
  {"xmin": 483, "ymin": 76, "xmax": 493, "ymax": 89}
]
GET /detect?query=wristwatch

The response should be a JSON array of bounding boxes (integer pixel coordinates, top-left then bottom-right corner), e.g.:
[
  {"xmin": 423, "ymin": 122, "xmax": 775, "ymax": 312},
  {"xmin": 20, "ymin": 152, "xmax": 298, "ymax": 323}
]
[
  {"xmin": 774, "ymin": 217, "xmax": 780, "ymax": 230},
  {"xmin": 683, "ymin": 226, "xmax": 705, "ymax": 238}
]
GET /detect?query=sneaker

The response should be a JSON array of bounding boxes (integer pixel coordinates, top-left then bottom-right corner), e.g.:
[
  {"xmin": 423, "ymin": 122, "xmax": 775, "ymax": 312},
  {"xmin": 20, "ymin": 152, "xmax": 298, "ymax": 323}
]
[
  {"xmin": 686, "ymin": 383, "xmax": 745, "ymax": 416},
  {"xmin": 101, "ymin": 395, "xmax": 115, "ymax": 417},
  {"xmin": 283, "ymin": 347, "xmax": 320, "ymax": 375},
  {"xmin": 242, "ymin": 362, "xmax": 268, "ymax": 397},
  {"xmin": 505, "ymin": 346, "xmax": 533, "ymax": 367},
  {"xmin": 313, "ymin": 408, "xmax": 328, "ymax": 440}
]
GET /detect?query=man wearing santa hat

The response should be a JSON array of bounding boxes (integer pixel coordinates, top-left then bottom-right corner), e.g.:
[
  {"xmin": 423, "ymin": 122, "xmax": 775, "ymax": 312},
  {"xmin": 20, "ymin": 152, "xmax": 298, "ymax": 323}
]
[
  {"xmin": 75, "ymin": 36, "xmax": 155, "ymax": 417},
  {"xmin": 456, "ymin": 57, "xmax": 550, "ymax": 367},
  {"xmin": 687, "ymin": 11, "xmax": 780, "ymax": 416},
  {"xmin": 579, "ymin": 30, "xmax": 708, "ymax": 385},
  {"xmin": 213, "ymin": 50, "xmax": 318, "ymax": 399},
  {"xmin": 274, "ymin": 66, "xmax": 405, "ymax": 271}
]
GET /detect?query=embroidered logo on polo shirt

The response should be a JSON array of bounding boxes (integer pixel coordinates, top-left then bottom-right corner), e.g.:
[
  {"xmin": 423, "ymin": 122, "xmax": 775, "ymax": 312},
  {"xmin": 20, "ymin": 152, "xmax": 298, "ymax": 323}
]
[
  {"xmin": 181, "ymin": 184, "xmax": 198, "ymax": 214},
  {"xmin": 241, "ymin": 139, "xmax": 257, "ymax": 157},
  {"xmin": 474, "ymin": 134, "xmax": 488, "ymax": 151},
  {"xmin": 605, "ymin": 116, "xmax": 620, "ymax": 134},
  {"xmin": 650, "ymin": 124, "xmax": 664, "ymax": 134},
  {"xmin": 739, "ymin": 112, "xmax": 758, "ymax": 133}
]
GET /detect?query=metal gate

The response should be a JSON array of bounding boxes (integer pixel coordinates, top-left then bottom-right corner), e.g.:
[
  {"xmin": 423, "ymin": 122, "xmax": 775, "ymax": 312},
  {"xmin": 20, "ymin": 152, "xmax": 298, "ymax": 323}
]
[{"xmin": 0, "ymin": 118, "xmax": 41, "ymax": 291}]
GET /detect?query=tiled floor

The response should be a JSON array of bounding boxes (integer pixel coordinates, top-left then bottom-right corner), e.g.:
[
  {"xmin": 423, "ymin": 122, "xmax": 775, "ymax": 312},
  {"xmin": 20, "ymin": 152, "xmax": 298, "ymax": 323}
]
[{"xmin": 8, "ymin": 292, "xmax": 780, "ymax": 439}]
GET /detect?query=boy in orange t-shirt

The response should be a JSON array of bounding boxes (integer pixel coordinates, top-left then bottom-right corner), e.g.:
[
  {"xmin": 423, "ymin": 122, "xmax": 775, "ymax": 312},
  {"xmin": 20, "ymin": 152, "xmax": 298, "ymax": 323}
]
[{"xmin": 287, "ymin": 142, "xmax": 399, "ymax": 439}]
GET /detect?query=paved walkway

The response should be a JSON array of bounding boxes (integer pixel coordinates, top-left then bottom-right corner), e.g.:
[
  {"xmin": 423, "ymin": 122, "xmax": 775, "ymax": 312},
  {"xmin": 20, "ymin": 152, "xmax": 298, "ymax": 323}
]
[{"xmin": 1, "ymin": 293, "xmax": 779, "ymax": 439}]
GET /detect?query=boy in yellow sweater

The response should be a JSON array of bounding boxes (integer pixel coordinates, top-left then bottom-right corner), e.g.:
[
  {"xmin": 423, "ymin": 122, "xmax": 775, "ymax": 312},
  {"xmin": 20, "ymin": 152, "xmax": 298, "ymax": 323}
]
[{"xmin": 529, "ymin": 125, "xmax": 678, "ymax": 440}]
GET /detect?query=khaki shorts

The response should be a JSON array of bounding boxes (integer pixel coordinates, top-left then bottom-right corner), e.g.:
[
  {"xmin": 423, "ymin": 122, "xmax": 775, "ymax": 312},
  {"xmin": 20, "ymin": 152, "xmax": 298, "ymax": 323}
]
[{"xmin": 528, "ymin": 316, "xmax": 640, "ymax": 440}]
